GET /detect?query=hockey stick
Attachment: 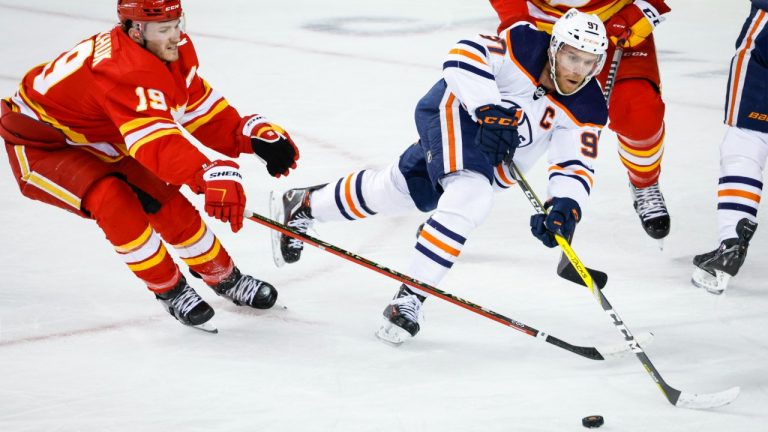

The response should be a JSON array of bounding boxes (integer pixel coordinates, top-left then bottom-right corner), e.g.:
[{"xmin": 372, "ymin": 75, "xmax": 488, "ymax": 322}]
[
  {"xmin": 245, "ymin": 208, "xmax": 649, "ymax": 361},
  {"xmin": 602, "ymin": 41, "xmax": 624, "ymax": 105},
  {"xmin": 509, "ymin": 162, "xmax": 740, "ymax": 409},
  {"xmin": 546, "ymin": 42, "xmax": 625, "ymax": 288},
  {"xmin": 513, "ymin": 170, "xmax": 608, "ymax": 289}
]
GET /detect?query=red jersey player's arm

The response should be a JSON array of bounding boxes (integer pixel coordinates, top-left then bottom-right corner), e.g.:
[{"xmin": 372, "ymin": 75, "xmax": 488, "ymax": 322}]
[
  {"xmin": 489, "ymin": 0, "xmax": 531, "ymax": 34},
  {"xmin": 179, "ymin": 74, "xmax": 249, "ymax": 158},
  {"xmin": 105, "ymin": 74, "xmax": 211, "ymax": 187}
]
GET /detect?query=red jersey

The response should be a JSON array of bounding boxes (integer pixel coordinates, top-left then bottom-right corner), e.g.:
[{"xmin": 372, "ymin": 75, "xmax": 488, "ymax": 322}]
[
  {"xmin": 5, "ymin": 26, "xmax": 247, "ymax": 186},
  {"xmin": 491, "ymin": 0, "xmax": 634, "ymax": 33}
]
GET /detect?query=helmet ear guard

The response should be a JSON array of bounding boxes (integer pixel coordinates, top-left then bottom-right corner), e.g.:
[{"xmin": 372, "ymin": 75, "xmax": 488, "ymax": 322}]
[{"xmin": 548, "ymin": 9, "xmax": 608, "ymax": 95}]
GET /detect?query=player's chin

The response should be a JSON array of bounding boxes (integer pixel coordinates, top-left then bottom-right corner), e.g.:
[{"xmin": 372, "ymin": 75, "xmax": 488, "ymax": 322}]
[
  {"xmin": 162, "ymin": 49, "xmax": 180, "ymax": 62},
  {"xmin": 561, "ymin": 79, "xmax": 581, "ymax": 93}
]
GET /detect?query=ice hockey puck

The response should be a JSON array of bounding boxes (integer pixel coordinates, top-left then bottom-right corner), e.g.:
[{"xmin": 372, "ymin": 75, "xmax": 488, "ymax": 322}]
[{"xmin": 582, "ymin": 415, "xmax": 604, "ymax": 428}]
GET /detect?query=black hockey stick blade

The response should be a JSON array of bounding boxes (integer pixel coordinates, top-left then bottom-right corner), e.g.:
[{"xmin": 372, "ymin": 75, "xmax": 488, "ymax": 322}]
[{"xmin": 557, "ymin": 254, "xmax": 608, "ymax": 289}]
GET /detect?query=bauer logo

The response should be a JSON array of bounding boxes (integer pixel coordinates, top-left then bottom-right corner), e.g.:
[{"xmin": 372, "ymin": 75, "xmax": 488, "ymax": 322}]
[{"xmin": 748, "ymin": 112, "xmax": 768, "ymax": 121}]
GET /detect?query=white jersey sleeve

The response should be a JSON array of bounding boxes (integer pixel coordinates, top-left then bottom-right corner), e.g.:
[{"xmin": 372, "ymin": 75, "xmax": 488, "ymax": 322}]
[
  {"xmin": 546, "ymin": 124, "xmax": 601, "ymax": 212},
  {"xmin": 441, "ymin": 35, "xmax": 506, "ymax": 120}
]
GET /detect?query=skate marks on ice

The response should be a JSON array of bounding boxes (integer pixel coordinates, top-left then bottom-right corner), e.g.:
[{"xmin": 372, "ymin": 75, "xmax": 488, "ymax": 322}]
[
  {"xmin": 302, "ymin": 16, "xmax": 494, "ymax": 37},
  {"xmin": 0, "ymin": 316, "xmax": 164, "ymax": 348}
]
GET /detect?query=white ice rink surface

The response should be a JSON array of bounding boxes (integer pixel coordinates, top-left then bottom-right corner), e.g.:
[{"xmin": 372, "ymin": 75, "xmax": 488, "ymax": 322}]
[{"xmin": 1, "ymin": 1, "xmax": 766, "ymax": 431}]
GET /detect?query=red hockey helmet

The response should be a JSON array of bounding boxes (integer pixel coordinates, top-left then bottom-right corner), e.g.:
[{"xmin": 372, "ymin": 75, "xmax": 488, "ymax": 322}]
[{"xmin": 117, "ymin": 0, "xmax": 183, "ymax": 24}]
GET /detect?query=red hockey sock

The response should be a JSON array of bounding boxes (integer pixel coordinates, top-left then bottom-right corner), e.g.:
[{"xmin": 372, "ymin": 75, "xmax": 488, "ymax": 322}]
[
  {"xmin": 609, "ymin": 79, "xmax": 666, "ymax": 188},
  {"xmin": 149, "ymin": 192, "xmax": 235, "ymax": 286}
]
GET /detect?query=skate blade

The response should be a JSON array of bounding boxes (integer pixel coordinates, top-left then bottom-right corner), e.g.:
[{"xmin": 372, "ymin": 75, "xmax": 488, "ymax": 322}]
[
  {"xmin": 269, "ymin": 191, "xmax": 286, "ymax": 268},
  {"xmin": 190, "ymin": 321, "xmax": 218, "ymax": 334},
  {"xmin": 656, "ymin": 238, "xmax": 665, "ymax": 251},
  {"xmin": 375, "ymin": 319, "xmax": 412, "ymax": 346},
  {"xmin": 691, "ymin": 268, "xmax": 729, "ymax": 295}
]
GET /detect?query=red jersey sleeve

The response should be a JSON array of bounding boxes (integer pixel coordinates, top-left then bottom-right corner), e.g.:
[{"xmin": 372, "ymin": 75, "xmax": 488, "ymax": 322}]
[
  {"xmin": 490, "ymin": 0, "xmax": 531, "ymax": 34},
  {"xmin": 180, "ymin": 72, "xmax": 245, "ymax": 158},
  {"xmin": 170, "ymin": 36, "xmax": 248, "ymax": 158}
]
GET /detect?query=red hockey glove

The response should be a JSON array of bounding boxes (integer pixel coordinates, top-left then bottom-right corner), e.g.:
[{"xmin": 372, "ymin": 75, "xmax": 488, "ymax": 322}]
[
  {"xmin": 605, "ymin": 0, "xmax": 670, "ymax": 48},
  {"xmin": 193, "ymin": 160, "xmax": 246, "ymax": 233},
  {"xmin": 239, "ymin": 115, "xmax": 299, "ymax": 178}
]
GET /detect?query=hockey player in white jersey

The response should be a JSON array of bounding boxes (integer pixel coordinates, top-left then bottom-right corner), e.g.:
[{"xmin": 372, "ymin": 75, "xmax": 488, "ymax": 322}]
[
  {"xmin": 691, "ymin": 1, "xmax": 766, "ymax": 295},
  {"xmin": 273, "ymin": 9, "xmax": 609, "ymax": 344}
]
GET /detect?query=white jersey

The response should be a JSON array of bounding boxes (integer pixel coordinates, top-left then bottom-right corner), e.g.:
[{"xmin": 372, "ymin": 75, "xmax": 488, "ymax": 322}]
[{"xmin": 442, "ymin": 22, "xmax": 608, "ymax": 210}]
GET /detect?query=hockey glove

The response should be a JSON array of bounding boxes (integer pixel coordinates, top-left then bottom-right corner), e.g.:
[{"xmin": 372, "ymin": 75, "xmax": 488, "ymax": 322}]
[
  {"xmin": 530, "ymin": 197, "xmax": 581, "ymax": 248},
  {"xmin": 240, "ymin": 115, "xmax": 299, "ymax": 178},
  {"xmin": 193, "ymin": 160, "xmax": 246, "ymax": 233},
  {"xmin": 605, "ymin": 0, "xmax": 670, "ymax": 48},
  {"xmin": 474, "ymin": 104, "xmax": 520, "ymax": 166}
]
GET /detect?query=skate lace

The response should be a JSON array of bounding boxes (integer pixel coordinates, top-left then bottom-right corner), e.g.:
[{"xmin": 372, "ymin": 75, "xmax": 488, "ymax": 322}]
[
  {"xmin": 225, "ymin": 275, "xmax": 264, "ymax": 305},
  {"xmin": 634, "ymin": 184, "xmax": 668, "ymax": 221},
  {"xmin": 286, "ymin": 211, "xmax": 313, "ymax": 249},
  {"xmin": 390, "ymin": 294, "xmax": 423, "ymax": 323},
  {"xmin": 169, "ymin": 285, "xmax": 203, "ymax": 317}
]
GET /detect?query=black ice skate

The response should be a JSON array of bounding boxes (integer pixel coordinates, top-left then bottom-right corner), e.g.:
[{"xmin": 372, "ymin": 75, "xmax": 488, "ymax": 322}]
[
  {"xmin": 156, "ymin": 276, "xmax": 217, "ymax": 333},
  {"xmin": 691, "ymin": 218, "xmax": 758, "ymax": 295},
  {"xmin": 211, "ymin": 267, "xmax": 278, "ymax": 309},
  {"xmin": 376, "ymin": 284, "xmax": 426, "ymax": 345},
  {"xmin": 269, "ymin": 185, "xmax": 325, "ymax": 266},
  {"xmin": 630, "ymin": 182, "xmax": 670, "ymax": 244}
]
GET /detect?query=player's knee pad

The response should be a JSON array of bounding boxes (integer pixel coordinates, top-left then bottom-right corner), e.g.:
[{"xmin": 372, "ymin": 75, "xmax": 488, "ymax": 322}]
[
  {"xmin": 84, "ymin": 175, "xmax": 145, "ymax": 221},
  {"xmin": 149, "ymin": 191, "xmax": 204, "ymax": 242},
  {"xmin": 721, "ymin": 154, "xmax": 764, "ymax": 179},
  {"xmin": 83, "ymin": 175, "xmax": 151, "ymax": 244},
  {"xmin": 609, "ymin": 79, "xmax": 665, "ymax": 141},
  {"xmin": 437, "ymin": 170, "xmax": 494, "ymax": 228},
  {"xmin": 720, "ymin": 127, "xmax": 768, "ymax": 170}
]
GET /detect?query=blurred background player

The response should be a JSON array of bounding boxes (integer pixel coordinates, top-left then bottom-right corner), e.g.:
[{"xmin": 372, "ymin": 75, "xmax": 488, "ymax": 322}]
[
  {"xmin": 0, "ymin": 0, "xmax": 299, "ymax": 331},
  {"xmin": 272, "ymin": 10, "xmax": 608, "ymax": 344},
  {"xmin": 490, "ymin": 0, "xmax": 672, "ymax": 243},
  {"xmin": 691, "ymin": 0, "xmax": 767, "ymax": 295}
]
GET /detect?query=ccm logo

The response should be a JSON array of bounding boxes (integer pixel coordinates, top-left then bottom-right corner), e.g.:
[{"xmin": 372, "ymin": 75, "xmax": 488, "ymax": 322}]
[
  {"xmin": 209, "ymin": 171, "xmax": 242, "ymax": 179},
  {"xmin": 482, "ymin": 116, "xmax": 517, "ymax": 126}
]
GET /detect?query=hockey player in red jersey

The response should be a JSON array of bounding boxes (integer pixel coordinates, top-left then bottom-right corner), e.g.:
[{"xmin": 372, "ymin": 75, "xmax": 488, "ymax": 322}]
[
  {"xmin": 490, "ymin": 0, "xmax": 672, "ymax": 242},
  {"xmin": 691, "ymin": 0, "xmax": 767, "ymax": 295},
  {"xmin": 0, "ymin": 0, "xmax": 299, "ymax": 332}
]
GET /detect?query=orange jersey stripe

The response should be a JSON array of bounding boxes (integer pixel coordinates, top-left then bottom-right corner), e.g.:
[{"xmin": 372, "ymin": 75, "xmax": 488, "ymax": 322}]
[
  {"xmin": 548, "ymin": 166, "xmax": 594, "ymax": 187},
  {"xmin": 495, "ymin": 164, "xmax": 516, "ymax": 185},
  {"xmin": 448, "ymin": 48, "xmax": 487, "ymax": 65},
  {"xmin": 445, "ymin": 93, "xmax": 457, "ymax": 172},
  {"xmin": 728, "ymin": 10, "xmax": 766, "ymax": 125}
]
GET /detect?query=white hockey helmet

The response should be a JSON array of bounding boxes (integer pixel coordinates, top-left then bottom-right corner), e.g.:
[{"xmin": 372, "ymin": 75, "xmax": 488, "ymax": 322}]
[{"xmin": 548, "ymin": 9, "xmax": 608, "ymax": 95}]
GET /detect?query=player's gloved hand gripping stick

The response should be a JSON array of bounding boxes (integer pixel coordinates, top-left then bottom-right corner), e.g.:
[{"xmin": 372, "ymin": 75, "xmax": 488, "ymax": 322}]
[{"xmin": 509, "ymin": 161, "xmax": 740, "ymax": 409}]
